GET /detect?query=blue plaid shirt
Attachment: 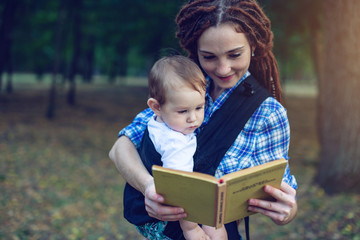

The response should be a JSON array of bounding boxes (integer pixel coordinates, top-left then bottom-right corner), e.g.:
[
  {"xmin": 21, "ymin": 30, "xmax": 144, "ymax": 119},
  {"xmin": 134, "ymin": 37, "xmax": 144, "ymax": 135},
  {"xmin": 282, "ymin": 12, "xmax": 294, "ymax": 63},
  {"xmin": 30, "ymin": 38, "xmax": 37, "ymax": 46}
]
[{"xmin": 119, "ymin": 72, "xmax": 297, "ymax": 190}]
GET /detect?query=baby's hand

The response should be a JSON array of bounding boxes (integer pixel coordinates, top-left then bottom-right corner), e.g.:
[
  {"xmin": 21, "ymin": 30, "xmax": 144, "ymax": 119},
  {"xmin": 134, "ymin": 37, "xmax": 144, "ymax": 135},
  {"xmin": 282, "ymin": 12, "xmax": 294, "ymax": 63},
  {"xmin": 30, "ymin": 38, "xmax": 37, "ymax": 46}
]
[{"xmin": 182, "ymin": 226, "xmax": 210, "ymax": 240}]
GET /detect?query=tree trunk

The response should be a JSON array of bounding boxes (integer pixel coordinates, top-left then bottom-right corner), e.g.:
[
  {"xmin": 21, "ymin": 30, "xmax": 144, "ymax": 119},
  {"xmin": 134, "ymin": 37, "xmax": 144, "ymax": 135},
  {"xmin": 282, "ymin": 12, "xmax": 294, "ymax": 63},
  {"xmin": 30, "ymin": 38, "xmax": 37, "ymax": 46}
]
[
  {"xmin": 46, "ymin": 1, "xmax": 67, "ymax": 119},
  {"xmin": 5, "ymin": 54, "xmax": 13, "ymax": 94},
  {"xmin": 82, "ymin": 36, "xmax": 95, "ymax": 83},
  {"xmin": 0, "ymin": 0, "xmax": 18, "ymax": 83},
  {"xmin": 67, "ymin": 0, "xmax": 83, "ymax": 106},
  {"xmin": 316, "ymin": 0, "xmax": 360, "ymax": 194}
]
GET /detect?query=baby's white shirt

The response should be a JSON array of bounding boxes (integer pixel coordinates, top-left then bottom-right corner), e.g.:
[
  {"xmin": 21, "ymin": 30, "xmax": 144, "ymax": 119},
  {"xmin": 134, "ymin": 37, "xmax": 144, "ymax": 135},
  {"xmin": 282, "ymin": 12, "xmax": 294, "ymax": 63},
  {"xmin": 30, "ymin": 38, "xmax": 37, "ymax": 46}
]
[{"xmin": 147, "ymin": 116, "xmax": 196, "ymax": 172}]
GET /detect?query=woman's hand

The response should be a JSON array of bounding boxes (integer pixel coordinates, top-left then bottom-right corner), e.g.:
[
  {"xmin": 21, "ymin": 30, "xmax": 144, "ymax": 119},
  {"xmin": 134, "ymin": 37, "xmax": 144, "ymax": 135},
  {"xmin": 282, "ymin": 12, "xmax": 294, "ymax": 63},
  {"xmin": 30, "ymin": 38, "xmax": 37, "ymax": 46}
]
[
  {"xmin": 247, "ymin": 181, "xmax": 297, "ymax": 225},
  {"xmin": 144, "ymin": 181, "xmax": 187, "ymax": 222}
]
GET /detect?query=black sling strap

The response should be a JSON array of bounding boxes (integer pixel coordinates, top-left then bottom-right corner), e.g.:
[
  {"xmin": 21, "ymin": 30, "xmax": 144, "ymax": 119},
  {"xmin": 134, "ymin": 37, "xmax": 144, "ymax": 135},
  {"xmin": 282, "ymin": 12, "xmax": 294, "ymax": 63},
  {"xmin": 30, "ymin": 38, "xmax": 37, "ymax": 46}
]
[
  {"xmin": 245, "ymin": 215, "xmax": 250, "ymax": 240},
  {"xmin": 193, "ymin": 75, "xmax": 271, "ymax": 175},
  {"xmin": 193, "ymin": 75, "xmax": 271, "ymax": 240}
]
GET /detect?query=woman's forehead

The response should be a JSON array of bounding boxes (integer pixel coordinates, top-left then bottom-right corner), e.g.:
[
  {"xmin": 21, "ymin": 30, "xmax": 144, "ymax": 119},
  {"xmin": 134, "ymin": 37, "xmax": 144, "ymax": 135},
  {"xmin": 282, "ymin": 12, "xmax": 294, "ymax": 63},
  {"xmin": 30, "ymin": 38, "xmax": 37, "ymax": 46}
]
[{"xmin": 198, "ymin": 24, "xmax": 250, "ymax": 53}]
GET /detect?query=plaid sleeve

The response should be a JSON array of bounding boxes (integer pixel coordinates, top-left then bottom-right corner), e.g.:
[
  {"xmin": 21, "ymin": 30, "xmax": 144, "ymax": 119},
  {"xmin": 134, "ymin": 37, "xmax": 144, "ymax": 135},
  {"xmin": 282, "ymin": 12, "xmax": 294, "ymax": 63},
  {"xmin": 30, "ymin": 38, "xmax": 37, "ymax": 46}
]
[
  {"xmin": 118, "ymin": 108, "xmax": 154, "ymax": 149},
  {"xmin": 253, "ymin": 99, "xmax": 298, "ymax": 190}
]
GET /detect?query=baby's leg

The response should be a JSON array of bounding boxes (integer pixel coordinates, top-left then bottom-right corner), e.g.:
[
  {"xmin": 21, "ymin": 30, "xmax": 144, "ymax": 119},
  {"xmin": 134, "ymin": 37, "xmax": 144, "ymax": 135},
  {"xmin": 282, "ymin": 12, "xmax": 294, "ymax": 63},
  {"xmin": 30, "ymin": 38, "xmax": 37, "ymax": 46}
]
[
  {"xmin": 180, "ymin": 219, "xmax": 210, "ymax": 240},
  {"xmin": 202, "ymin": 225, "xmax": 228, "ymax": 240}
]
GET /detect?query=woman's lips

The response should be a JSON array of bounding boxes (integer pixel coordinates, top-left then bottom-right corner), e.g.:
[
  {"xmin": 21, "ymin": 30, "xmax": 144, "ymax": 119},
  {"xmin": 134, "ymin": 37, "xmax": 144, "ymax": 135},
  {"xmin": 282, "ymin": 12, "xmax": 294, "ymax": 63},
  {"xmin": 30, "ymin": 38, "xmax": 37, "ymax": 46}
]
[{"xmin": 218, "ymin": 75, "xmax": 233, "ymax": 82}]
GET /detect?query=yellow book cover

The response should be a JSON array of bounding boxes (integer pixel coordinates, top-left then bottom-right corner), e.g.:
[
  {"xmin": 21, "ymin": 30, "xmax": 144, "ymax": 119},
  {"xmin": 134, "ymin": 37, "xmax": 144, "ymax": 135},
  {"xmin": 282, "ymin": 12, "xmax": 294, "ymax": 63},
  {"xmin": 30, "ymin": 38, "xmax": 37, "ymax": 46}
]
[{"xmin": 152, "ymin": 158, "xmax": 287, "ymax": 228}]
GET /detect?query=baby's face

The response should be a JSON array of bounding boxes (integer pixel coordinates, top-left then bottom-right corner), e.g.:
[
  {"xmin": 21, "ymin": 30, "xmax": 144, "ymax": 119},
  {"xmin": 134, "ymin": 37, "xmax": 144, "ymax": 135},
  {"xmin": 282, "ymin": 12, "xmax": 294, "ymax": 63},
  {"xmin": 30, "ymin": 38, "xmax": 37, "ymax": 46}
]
[{"xmin": 159, "ymin": 84, "xmax": 205, "ymax": 135}]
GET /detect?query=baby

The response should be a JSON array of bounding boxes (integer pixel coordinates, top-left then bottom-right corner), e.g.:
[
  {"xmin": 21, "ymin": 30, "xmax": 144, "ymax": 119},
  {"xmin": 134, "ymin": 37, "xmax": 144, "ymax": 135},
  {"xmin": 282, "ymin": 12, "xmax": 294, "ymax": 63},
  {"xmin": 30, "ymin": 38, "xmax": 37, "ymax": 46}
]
[{"xmin": 143, "ymin": 55, "xmax": 227, "ymax": 240}]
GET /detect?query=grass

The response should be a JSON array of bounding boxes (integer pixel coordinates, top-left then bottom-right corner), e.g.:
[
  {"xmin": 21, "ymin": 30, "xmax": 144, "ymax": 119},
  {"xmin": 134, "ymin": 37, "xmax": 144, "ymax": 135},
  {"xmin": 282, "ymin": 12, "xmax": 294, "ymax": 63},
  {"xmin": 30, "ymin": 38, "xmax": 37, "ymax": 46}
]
[
  {"xmin": 0, "ymin": 83, "xmax": 148, "ymax": 239},
  {"xmin": 0, "ymin": 80, "xmax": 359, "ymax": 239}
]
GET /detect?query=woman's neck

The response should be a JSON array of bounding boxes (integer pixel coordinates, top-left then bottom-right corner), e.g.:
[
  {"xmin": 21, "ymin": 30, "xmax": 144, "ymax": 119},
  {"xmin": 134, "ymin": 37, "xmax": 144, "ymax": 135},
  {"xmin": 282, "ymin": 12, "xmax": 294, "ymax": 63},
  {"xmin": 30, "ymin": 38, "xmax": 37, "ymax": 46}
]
[{"xmin": 210, "ymin": 83, "xmax": 224, "ymax": 101}]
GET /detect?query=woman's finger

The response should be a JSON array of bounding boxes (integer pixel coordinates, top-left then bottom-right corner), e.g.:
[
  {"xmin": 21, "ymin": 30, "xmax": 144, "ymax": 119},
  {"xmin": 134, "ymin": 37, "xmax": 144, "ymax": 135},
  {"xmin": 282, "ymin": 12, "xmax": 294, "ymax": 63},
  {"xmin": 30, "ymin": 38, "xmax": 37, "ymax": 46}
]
[{"xmin": 144, "ymin": 182, "xmax": 186, "ymax": 221}]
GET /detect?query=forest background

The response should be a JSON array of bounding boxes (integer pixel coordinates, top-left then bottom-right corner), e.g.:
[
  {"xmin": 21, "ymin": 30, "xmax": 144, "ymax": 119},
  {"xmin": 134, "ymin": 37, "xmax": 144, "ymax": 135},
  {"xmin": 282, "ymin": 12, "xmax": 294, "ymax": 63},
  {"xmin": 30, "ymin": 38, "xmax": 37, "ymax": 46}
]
[{"xmin": 1, "ymin": 0, "xmax": 359, "ymax": 239}]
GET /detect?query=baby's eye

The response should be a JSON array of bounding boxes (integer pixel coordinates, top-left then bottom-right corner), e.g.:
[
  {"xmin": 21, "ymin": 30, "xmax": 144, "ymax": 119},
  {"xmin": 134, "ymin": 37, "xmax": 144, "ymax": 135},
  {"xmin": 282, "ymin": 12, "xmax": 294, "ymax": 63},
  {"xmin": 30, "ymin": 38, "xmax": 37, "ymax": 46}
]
[
  {"xmin": 196, "ymin": 106, "xmax": 204, "ymax": 110},
  {"xmin": 177, "ymin": 110, "xmax": 187, "ymax": 114}
]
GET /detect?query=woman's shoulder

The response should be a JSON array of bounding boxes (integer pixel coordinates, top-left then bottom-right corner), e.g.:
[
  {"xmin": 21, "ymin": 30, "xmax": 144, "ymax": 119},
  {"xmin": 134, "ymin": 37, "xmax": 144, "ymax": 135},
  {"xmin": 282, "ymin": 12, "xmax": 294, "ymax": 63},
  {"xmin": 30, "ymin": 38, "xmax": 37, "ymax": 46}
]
[
  {"xmin": 133, "ymin": 108, "xmax": 155, "ymax": 123},
  {"xmin": 246, "ymin": 97, "xmax": 288, "ymax": 131},
  {"xmin": 259, "ymin": 96, "xmax": 286, "ymax": 113}
]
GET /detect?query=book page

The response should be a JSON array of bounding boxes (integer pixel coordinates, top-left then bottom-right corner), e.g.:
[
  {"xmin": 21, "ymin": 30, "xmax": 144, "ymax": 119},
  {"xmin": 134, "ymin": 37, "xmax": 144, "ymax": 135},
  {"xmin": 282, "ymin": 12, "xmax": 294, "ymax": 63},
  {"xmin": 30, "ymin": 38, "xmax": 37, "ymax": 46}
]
[{"xmin": 223, "ymin": 160, "xmax": 287, "ymax": 223}]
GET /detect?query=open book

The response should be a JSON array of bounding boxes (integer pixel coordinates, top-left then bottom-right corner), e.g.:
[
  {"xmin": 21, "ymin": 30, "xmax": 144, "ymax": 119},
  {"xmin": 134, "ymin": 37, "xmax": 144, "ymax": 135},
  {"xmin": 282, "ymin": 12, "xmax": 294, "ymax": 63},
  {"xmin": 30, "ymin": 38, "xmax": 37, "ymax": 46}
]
[{"xmin": 153, "ymin": 159, "xmax": 287, "ymax": 228}]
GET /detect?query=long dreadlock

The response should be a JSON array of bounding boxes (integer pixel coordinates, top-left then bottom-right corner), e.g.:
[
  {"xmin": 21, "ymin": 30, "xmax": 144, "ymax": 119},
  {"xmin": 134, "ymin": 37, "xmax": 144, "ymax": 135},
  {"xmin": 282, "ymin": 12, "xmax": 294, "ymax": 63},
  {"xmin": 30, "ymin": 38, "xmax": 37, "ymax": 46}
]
[{"xmin": 176, "ymin": 0, "xmax": 282, "ymax": 102}]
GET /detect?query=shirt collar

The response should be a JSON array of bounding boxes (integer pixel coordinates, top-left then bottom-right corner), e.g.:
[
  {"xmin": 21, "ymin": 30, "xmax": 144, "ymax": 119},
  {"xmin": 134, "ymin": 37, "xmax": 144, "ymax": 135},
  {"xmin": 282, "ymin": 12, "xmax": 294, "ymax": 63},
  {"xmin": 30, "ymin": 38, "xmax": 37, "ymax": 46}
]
[{"xmin": 205, "ymin": 71, "xmax": 251, "ymax": 102}]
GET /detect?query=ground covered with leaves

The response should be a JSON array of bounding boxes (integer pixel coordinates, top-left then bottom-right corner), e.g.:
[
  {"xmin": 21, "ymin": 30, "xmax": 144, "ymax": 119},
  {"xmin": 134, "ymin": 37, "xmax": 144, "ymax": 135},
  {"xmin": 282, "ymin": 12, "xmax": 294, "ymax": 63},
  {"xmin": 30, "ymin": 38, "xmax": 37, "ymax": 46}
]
[{"xmin": 1, "ymin": 83, "xmax": 359, "ymax": 239}]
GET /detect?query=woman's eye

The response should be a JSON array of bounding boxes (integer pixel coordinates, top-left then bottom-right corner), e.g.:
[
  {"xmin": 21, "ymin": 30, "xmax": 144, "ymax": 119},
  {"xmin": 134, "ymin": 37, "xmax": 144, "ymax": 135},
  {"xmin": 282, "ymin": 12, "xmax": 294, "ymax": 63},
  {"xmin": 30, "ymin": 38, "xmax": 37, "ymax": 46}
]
[
  {"xmin": 229, "ymin": 53, "xmax": 241, "ymax": 58},
  {"xmin": 202, "ymin": 55, "xmax": 215, "ymax": 60}
]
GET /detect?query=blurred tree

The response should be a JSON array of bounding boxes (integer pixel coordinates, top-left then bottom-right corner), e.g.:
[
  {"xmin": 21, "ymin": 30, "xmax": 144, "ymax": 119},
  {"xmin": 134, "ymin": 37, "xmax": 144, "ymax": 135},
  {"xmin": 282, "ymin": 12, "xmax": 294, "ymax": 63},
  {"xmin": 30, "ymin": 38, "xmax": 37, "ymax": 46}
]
[
  {"xmin": 5, "ymin": 49, "xmax": 13, "ymax": 93},
  {"xmin": 0, "ymin": 0, "xmax": 19, "ymax": 93},
  {"xmin": 1, "ymin": 0, "xmax": 323, "ymax": 84},
  {"xmin": 93, "ymin": 0, "xmax": 132, "ymax": 82},
  {"xmin": 46, "ymin": 1, "xmax": 67, "ymax": 119},
  {"xmin": 259, "ymin": 0, "xmax": 322, "ymax": 82},
  {"xmin": 316, "ymin": 0, "xmax": 360, "ymax": 194},
  {"xmin": 67, "ymin": 0, "xmax": 83, "ymax": 106},
  {"xmin": 12, "ymin": 0, "xmax": 54, "ymax": 76},
  {"xmin": 137, "ymin": 1, "xmax": 183, "ymax": 70},
  {"xmin": 95, "ymin": 0, "xmax": 182, "ymax": 80},
  {"xmin": 0, "ymin": 0, "xmax": 183, "ymax": 85}
]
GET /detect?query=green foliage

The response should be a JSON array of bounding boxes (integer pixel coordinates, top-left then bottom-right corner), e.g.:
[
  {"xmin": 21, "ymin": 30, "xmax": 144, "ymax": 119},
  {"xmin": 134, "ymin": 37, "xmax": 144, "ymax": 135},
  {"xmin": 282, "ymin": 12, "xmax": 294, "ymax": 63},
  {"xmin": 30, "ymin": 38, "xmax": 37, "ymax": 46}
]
[
  {"xmin": 0, "ymin": 83, "xmax": 149, "ymax": 239},
  {"xmin": 11, "ymin": 0, "xmax": 60, "ymax": 74},
  {"xmin": 1, "ymin": 0, "xmax": 321, "ymax": 82},
  {"xmin": 1, "ymin": 0, "xmax": 184, "ymax": 81}
]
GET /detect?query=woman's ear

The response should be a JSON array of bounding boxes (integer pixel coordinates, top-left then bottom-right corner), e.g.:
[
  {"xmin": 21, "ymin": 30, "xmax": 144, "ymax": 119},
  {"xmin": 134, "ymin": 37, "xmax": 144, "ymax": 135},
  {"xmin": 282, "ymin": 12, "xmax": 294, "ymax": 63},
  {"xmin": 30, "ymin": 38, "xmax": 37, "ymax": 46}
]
[
  {"xmin": 251, "ymin": 46, "xmax": 256, "ymax": 56},
  {"xmin": 147, "ymin": 98, "xmax": 161, "ymax": 116}
]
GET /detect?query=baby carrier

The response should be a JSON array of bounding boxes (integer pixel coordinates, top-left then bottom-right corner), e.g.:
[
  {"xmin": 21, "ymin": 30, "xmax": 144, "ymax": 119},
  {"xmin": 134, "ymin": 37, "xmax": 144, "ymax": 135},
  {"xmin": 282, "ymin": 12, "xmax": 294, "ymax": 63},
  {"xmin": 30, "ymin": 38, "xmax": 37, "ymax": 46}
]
[{"xmin": 123, "ymin": 75, "xmax": 271, "ymax": 240}]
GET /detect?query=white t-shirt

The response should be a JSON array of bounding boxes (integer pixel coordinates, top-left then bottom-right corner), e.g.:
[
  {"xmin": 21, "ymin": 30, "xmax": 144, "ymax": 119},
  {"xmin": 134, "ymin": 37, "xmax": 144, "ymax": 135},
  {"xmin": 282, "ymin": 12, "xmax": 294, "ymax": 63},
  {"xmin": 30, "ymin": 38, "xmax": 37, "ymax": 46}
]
[{"xmin": 147, "ymin": 115, "xmax": 196, "ymax": 172}]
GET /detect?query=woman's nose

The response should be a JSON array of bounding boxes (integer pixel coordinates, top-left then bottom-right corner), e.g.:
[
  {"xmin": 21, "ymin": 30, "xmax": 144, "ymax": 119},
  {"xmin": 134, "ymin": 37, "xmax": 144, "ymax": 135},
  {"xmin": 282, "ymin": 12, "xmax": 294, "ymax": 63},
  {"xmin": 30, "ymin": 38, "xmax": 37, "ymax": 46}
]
[{"xmin": 216, "ymin": 59, "xmax": 231, "ymax": 76}]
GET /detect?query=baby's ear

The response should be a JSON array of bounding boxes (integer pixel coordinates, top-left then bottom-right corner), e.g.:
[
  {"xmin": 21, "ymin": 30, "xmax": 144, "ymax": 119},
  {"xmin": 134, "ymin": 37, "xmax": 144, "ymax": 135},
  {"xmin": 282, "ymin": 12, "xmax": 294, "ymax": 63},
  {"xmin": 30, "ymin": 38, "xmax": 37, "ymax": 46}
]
[{"xmin": 147, "ymin": 98, "xmax": 161, "ymax": 115}]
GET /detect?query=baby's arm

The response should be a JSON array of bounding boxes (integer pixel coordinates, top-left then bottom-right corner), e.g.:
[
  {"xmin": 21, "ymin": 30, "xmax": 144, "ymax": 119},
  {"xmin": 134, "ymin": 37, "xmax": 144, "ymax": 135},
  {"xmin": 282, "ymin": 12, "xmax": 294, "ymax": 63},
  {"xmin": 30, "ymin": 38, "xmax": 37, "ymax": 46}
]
[
  {"xmin": 202, "ymin": 224, "xmax": 228, "ymax": 240},
  {"xmin": 180, "ymin": 219, "xmax": 210, "ymax": 240},
  {"xmin": 109, "ymin": 109, "xmax": 186, "ymax": 221},
  {"xmin": 180, "ymin": 220, "xmax": 228, "ymax": 240}
]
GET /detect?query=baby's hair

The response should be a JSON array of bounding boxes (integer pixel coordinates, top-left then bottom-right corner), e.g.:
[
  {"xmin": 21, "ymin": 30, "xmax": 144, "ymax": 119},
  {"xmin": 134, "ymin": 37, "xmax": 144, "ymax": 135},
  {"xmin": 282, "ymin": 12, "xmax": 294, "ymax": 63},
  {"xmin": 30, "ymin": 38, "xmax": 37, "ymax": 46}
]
[
  {"xmin": 148, "ymin": 55, "xmax": 206, "ymax": 105},
  {"xmin": 176, "ymin": 0, "xmax": 282, "ymax": 102}
]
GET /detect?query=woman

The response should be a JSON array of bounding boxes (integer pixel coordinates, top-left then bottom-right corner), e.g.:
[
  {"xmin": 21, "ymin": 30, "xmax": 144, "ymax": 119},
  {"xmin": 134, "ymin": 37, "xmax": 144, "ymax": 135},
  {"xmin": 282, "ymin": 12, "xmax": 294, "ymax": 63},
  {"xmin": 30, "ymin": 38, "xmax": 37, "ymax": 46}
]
[{"xmin": 110, "ymin": 0, "xmax": 297, "ymax": 239}]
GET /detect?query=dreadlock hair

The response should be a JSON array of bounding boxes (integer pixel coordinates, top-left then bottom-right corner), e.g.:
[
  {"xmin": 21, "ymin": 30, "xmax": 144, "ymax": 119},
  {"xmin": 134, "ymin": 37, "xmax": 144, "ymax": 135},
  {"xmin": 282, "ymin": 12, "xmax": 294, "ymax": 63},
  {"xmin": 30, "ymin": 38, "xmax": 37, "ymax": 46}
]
[{"xmin": 176, "ymin": 0, "xmax": 282, "ymax": 102}]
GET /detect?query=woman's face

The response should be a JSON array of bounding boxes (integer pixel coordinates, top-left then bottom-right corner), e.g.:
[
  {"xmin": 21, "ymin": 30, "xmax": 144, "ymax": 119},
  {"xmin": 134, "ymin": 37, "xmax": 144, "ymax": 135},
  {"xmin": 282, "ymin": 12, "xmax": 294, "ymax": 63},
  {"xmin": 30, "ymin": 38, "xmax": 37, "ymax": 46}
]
[{"xmin": 197, "ymin": 23, "xmax": 252, "ymax": 99}]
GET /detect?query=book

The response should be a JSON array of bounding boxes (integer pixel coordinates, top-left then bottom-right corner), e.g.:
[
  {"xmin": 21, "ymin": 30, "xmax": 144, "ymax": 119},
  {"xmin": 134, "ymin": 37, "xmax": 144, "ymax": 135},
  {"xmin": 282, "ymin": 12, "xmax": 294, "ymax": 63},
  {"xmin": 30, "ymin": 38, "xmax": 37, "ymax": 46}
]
[{"xmin": 152, "ymin": 158, "xmax": 287, "ymax": 228}]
